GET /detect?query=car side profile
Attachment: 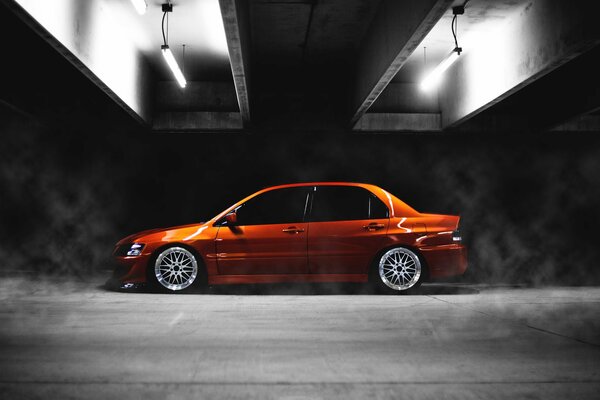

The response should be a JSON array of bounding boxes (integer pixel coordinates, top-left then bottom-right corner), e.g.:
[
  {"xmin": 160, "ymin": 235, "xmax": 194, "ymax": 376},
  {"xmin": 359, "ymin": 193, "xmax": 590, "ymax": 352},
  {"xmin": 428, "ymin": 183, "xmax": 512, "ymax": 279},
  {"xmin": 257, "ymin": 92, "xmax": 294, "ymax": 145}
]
[{"xmin": 111, "ymin": 182, "xmax": 467, "ymax": 294}]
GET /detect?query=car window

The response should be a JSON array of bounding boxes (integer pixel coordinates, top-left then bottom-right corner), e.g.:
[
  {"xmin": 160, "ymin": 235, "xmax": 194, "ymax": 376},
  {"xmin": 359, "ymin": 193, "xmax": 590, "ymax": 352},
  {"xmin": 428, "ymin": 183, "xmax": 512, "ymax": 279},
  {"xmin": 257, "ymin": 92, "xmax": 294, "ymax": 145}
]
[
  {"xmin": 368, "ymin": 194, "xmax": 389, "ymax": 219},
  {"xmin": 310, "ymin": 186, "xmax": 389, "ymax": 222},
  {"xmin": 235, "ymin": 187, "xmax": 310, "ymax": 226}
]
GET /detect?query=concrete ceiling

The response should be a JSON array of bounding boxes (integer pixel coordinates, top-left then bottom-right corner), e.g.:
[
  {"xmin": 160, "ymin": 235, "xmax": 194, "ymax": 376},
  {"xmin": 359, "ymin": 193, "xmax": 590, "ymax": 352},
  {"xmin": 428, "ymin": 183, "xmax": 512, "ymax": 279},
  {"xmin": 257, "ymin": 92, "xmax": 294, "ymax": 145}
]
[
  {"xmin": 393, "ymin": 0, "xmax": 531, "ymax": 83},
  {"xmin": 7, "ymin": 0, "xmax": 599, "ymax": 132},
  {"xmin": 245, "ymin": 0, "xmax": 531, "ymax": 84},
  {"xmin": 250, "ymin": 0, "xmax": 382, "ymax": 74}
]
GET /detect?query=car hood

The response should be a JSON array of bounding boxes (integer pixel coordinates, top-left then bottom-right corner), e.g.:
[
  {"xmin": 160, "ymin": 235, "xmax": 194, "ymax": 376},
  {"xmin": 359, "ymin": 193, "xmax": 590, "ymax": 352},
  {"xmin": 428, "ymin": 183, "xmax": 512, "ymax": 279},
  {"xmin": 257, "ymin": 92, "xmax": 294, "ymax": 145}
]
[{"xmin": 116, "ymin": 223, "xmax": 206, "ymax": 245}]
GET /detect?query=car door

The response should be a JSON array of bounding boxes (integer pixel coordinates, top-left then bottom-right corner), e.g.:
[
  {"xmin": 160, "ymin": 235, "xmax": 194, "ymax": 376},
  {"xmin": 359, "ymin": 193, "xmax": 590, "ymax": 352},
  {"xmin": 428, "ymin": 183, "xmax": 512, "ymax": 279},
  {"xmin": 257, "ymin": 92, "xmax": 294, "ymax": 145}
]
[
  {"xmin": 215, "ymin": 186, "xmax": 310, "ymax": 275},
  {"xmin": 307, "ymin": 185, "xmax": 390, "ymax": 274}
]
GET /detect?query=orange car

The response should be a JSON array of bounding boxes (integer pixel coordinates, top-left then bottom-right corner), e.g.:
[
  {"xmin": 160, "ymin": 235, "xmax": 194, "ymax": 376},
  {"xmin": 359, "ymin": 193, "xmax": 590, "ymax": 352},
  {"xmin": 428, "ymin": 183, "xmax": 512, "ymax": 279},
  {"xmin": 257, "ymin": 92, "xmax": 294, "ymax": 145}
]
[{"xmin": 111, "ymin": 182, "xmax": 467, "ymax": 293}]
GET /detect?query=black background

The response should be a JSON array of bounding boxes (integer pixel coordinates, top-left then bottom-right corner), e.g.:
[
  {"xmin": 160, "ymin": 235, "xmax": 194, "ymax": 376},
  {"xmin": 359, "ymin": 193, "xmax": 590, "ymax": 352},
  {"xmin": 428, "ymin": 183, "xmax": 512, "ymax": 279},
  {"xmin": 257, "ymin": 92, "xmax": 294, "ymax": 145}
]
[
  {"xmin": 3, "ymin": 107, "xmax": 600, "ymax": 285},
  {"xmin": 1, "ymin": 2, "xmax": 600, "ymax": 286}
]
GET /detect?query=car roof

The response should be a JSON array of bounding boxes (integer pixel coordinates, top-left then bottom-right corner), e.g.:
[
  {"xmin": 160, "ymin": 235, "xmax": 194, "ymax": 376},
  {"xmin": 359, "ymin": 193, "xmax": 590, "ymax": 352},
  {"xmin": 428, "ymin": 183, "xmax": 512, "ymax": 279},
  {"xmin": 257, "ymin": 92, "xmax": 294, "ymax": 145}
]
[
  {"xmin": 258, "ymin": 182, "xmax": 421, "ymax": 217},
  {"xmin": 262, "ymin": 182, "xmax": 376, "ymax": 190},
  {"xmin": 211, "ymin": 182, "xmax": 421, "ymax": 222}
]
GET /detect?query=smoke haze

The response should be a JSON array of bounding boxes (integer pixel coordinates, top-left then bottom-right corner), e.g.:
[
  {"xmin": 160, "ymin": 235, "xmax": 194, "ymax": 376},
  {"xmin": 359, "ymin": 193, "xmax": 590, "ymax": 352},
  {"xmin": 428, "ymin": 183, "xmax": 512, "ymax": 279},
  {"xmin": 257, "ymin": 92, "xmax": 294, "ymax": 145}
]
[{"xmin": 2, "ymin": 104, "xmax": 600, "ymax": 285}]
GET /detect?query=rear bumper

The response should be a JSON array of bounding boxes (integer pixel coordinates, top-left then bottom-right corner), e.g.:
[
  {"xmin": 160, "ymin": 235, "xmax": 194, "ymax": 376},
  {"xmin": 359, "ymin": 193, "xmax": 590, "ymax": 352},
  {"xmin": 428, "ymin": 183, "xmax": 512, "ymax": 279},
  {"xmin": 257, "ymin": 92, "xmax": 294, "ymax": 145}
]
[{"xmin": 419, "ymin": 243, "xmax": 467, "ymax": 279}]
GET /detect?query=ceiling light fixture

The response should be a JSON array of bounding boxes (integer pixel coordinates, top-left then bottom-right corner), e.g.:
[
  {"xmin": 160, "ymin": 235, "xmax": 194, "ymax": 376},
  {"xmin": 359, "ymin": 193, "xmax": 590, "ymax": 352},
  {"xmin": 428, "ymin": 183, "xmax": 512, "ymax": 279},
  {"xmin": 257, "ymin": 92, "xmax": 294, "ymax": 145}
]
[
  {"xmin": 420, "ymin": 2, "xmax": 468, "ymax": 92},
  {"xmin": 130, "ymin": 0, "xmax": 147, "ymax": 15},
  {"xmin": 161, "ymin": 3, "xmax": 187, "ymax": 88}
]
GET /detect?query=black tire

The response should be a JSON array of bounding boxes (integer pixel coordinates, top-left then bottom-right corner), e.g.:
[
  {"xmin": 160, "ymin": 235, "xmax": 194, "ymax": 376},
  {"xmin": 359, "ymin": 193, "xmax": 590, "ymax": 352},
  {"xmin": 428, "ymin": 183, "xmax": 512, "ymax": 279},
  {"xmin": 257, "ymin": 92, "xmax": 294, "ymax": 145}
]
[
  {"xmin": 146, "ymin": 245, "xmax": 207, "ymax": 293},
  {"xmin": 370, "ymin": 247, "xmax": 425, "ymax": 295}
]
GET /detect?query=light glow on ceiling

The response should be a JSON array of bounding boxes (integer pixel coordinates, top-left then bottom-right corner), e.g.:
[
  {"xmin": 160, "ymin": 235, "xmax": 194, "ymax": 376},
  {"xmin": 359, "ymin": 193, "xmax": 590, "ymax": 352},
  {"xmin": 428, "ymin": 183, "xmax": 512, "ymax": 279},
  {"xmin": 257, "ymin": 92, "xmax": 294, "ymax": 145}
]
[
  {"xmin": 130, "ymin": 0, "xmax": 147, "ymax": 15},
  {"xmin": 196, "ymin": 0, "xmax": 229, "ymax": 55}
]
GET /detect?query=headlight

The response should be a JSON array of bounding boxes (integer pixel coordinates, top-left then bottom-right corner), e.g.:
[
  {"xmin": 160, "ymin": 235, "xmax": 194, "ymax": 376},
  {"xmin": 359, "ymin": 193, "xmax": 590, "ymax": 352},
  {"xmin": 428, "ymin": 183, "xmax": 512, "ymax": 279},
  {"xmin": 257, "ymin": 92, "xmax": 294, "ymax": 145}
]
[{"xmin": 126, "ymin": 243, "xmax": 145, "ymax": 256}]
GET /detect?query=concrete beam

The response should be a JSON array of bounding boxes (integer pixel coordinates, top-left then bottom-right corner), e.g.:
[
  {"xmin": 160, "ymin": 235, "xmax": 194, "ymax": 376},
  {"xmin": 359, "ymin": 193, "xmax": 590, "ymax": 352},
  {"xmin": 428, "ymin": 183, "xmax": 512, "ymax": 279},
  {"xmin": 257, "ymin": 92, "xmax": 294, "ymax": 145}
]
[
  {"xmin": 440, "ymin": 0, "xmax": 600, "ymax": 129},
  {"xmin": 551, "ymin": 115, "xmax": 600, "ymax": 132},
  {"xmin": 156, "ymin": 82, "xmax": 239, "ymax": 112},
  {"xmin": 7, "ymin": 0, "xmax": 154, "ymax": 125},
  {"xmin": 354, "ymin": 113, "xmax": 441, "ymax": 132},
  {"xmin": 219, "ymin": 0, "xmax": 252, "ymax": 126},
  {"xmin": 153, "ymin": 111, "xmax": 243, "ymax": 132},
  {"xmin": 350, "ymin": 0, "xmax": 452, "ymax": 127}
]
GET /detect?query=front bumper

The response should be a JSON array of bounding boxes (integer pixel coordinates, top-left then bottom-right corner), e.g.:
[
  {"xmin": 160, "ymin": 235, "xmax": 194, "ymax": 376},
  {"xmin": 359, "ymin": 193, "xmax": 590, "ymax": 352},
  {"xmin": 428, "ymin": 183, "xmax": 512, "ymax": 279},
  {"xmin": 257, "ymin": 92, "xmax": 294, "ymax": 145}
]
[
  {"xmin": 107, "ymin": 254, "xmax": 151, "ymax": 289},
  {"xmin": 104, "ymin": 277, "xmax": 147, "ymax": 291}
]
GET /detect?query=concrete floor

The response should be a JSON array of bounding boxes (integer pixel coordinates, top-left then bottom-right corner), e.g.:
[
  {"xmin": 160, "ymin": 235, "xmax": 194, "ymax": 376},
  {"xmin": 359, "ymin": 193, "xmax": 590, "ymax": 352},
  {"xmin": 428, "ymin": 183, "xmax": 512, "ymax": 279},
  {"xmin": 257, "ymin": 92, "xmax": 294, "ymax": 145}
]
[{"xmin": 1, "ymin": 278, "xmax": 599, "ymax": 399}]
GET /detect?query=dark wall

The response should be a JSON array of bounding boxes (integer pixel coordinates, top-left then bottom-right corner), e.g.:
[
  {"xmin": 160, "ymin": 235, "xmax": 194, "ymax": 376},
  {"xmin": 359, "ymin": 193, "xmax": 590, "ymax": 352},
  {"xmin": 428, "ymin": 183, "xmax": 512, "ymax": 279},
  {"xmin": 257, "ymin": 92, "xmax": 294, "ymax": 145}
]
[
  {"xmin": 2, "ymin": 104, "xmax": 600, "ymax": 285},
  {"xmin": 2, "ymin": 0, "xmax": 600, "ymax": 286}
]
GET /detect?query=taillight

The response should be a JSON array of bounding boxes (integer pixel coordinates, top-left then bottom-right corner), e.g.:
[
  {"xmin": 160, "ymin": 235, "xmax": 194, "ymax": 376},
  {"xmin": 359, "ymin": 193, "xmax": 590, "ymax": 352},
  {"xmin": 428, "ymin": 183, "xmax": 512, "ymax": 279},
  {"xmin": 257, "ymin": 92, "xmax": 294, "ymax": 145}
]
[{"xmin": 452, "ymin": 230, "xmax": 462, "ymax": 242}]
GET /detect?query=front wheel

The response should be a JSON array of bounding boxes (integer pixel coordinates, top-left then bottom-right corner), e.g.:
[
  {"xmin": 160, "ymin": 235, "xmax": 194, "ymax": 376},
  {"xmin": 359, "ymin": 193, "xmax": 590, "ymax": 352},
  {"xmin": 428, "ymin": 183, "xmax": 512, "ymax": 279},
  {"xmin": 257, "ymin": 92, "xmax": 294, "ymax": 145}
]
[
  {"xmin": 151, "ymin": 246, "xmax": 203, "ymax": 293},
  {"xmin": 372, "ymin": 247, "xmax": 424, "ymax": 294}
]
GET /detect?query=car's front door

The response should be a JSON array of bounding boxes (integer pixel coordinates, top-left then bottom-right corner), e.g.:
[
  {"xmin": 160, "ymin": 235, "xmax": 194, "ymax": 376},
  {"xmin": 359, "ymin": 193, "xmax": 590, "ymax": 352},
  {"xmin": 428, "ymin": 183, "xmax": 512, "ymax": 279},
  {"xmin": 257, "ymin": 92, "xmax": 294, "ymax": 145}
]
[
  {"xmin": 215, "ymin": 186, "xmax": 311, "ymax": 275},
  {"xmin": 307, "ymin": 186, "xmax": 390, "ymax": 274}
]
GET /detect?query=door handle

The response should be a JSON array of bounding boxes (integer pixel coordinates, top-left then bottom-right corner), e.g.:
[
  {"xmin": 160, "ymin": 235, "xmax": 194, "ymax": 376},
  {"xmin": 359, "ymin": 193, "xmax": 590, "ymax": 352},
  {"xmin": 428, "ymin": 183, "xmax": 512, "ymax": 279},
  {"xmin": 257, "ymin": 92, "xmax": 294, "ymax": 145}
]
[
  {"xmin": 282, "ymin": 227, "xmax": 305, "ymax": 234},
  {"xmin": 363, "ymin": 223, "xmax": 385, "ymax": 231}
]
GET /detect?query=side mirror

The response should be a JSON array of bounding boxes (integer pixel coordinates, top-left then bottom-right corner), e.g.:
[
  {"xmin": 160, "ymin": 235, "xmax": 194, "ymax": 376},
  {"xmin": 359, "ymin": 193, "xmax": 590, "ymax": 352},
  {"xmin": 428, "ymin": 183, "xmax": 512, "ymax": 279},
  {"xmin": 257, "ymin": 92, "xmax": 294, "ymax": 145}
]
[{"xmin": 225, "ymin": 211, "xmax": 237, "ymax": 226}]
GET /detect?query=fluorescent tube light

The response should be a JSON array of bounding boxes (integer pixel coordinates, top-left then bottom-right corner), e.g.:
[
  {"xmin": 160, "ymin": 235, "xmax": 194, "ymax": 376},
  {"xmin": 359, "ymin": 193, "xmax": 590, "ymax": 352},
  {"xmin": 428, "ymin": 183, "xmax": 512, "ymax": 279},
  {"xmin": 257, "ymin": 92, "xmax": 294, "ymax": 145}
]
[
  {"xmin": 420, "ymin": 47, "xmax": 461, "ymax": 92},
  {"xmin": 130, "ymin": 0, "xmax": 147, "ymax": 15},
  {"xmin": 161, "ymin": 45, "xmax": 187, "ymax": 88}
]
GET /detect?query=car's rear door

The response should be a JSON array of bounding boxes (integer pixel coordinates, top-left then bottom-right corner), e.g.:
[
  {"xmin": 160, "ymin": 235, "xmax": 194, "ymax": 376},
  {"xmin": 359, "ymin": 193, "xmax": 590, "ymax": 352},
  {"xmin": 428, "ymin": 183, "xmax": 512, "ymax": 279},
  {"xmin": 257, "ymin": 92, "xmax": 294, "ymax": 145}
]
[
  {"xmin": 215, "ymin": 186, "xmax": 311, "ymax": 275},
  {"xmin": 307, "ymin": 186, "xmax": 389, "ymax": 274}
]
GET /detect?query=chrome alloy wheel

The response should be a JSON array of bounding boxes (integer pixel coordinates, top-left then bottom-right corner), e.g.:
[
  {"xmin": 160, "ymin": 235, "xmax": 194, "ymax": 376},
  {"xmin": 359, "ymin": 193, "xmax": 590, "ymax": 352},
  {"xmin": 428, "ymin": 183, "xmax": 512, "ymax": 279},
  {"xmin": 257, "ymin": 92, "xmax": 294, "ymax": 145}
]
[
  {"xmin": 378, "ymin": 248, "xmax": 421, "ymax": 291},
  {"xmin": 154, "ymin": 247, "xmax": 198, "ymax": 291}
]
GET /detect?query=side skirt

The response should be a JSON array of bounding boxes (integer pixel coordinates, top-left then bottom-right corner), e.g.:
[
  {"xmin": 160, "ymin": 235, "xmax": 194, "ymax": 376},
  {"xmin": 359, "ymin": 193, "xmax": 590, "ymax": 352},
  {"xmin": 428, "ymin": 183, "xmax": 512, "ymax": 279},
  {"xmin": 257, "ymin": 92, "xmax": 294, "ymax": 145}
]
[{"xmin": 208, "ymin": 274, "xmax": 368, "ymax": 285}]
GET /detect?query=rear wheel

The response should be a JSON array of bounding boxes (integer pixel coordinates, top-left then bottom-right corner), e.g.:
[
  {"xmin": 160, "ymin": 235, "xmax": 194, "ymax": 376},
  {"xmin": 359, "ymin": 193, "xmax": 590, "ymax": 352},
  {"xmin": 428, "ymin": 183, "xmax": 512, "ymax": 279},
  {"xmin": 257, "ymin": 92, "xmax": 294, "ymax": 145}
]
[
  {"xmin": 150, "ymin": 246, "xmax": 204, "ymax": 293},
  {"xmin": 372, "ymin": 247, "xmax": 424, "ymax": 294}
]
